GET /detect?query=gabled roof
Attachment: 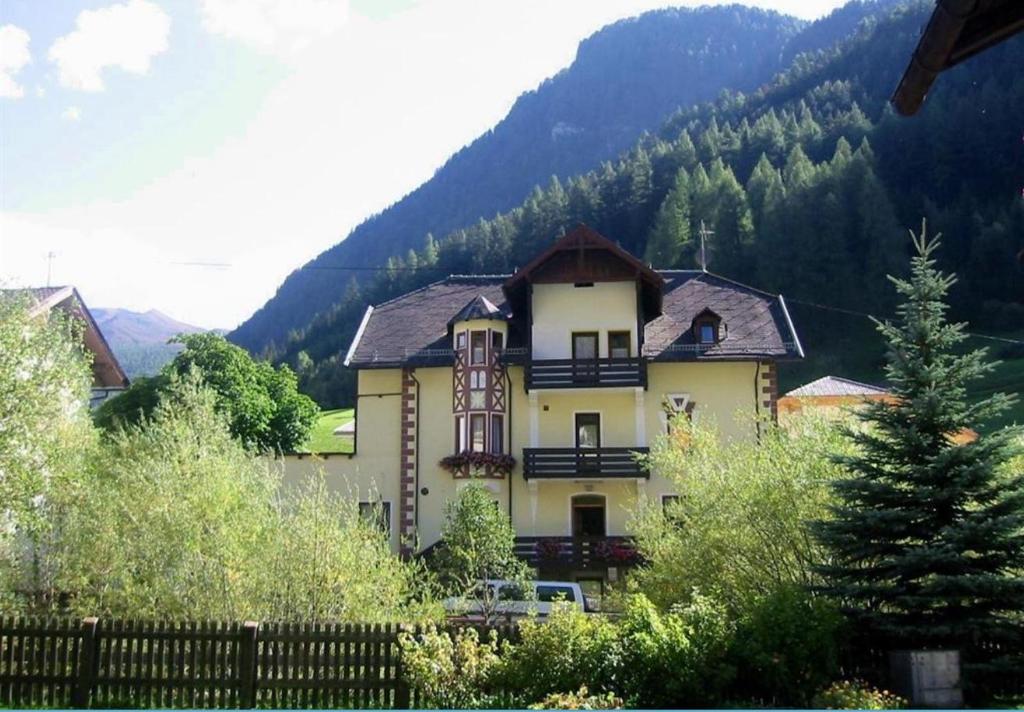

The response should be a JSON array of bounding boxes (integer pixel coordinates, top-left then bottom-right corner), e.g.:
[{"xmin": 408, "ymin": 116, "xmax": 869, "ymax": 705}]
[
  {"xmin": 345, "ymin": 269, "xmax": 803, "ymax": 368},
  {"xmin": 892, "ymin": 0, "xmax": 1024, "ymax": 116},
  {"xmin": 785, "ymin": 375, "xmax": 889, "ymax": 398},
  {"xmin": 2, "ymin": 286, "xmax": 129, "ymax": 388},
  {"xmin": 447, "ymin": 294, "xmax": 506, "ymax": 327},
  {"xmin": 503, "ymin": 224, "xmax": 664, "ymax": 320}
]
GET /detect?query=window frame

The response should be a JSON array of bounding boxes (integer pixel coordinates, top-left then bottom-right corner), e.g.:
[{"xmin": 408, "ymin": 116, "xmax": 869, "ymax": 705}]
[
  {"xmin": 571, "ymin": 331, "xmax": 600, "ymax": 360},
  {"xmin": 470, "ymin": 330, "xmax": 487, "ymax": 365},
  {"xmin": 608, "ymin": 330, "xmax": 631, "ymax": 359},
  {"xmin": 358, "ymin": 500, "xmax": 392, "ymax": 534},
  {"xmin": 455, "ymin": 414, "xmax": 466, "ymax": 452},
  {"xmin": 469, "ymin": 413, "xmax": 486, "ymax": 452},
  {"xmin": 456, "ymin": 331, "xmax": 467, "ymax": 350},
  {"xmin": 490, "ymin": 413, "xmax": 504, "ymax": 454}
]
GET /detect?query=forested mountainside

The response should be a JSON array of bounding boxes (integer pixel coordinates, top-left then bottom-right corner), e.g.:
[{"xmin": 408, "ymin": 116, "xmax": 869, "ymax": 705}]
[
  {"xmin": 91, "ymin": 308, "xmax": 211, "ymax": 378},
  {"xmin": 273, "ymin": 0, "xmax": 1024, "ymax": 411},
  {"xmin": 231, "ymin": 2, "xmax": 899, "ymax": 353}
]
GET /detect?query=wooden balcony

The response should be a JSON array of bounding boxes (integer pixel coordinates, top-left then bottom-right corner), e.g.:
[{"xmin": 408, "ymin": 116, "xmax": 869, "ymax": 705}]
[
  {"xmin": 514, "ymin": 536, "xmax": 639, "ymax": 569},
  {"xmin": 525, "ymin": 357, "xmax": 646, "ymax": 389},
  {"xmin": 522, "ymin": 447, "xmax": 649, "ymax": 480}
]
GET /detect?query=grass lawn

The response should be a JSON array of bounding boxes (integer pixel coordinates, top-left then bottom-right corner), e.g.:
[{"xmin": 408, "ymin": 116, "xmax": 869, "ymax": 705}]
[{"xmin": 298, "ymin": 408, "xmax": 355, "ymax": 454}]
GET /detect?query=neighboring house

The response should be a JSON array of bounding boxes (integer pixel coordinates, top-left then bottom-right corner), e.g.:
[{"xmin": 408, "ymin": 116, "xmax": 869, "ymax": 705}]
[
  {"xmin": 779, "ymin": 374, "xmax": 978, "ymax": 444},
  {"xmin": 285, "ymin": 225, "xmax": 803, "ymax": 583},
  {"xmin": 778, "ymin": 375, "xmax": 893, "ymax": 417},
  {"xmin": 6, "ymin": 286, "xmax": 130, "ymax": 408}
]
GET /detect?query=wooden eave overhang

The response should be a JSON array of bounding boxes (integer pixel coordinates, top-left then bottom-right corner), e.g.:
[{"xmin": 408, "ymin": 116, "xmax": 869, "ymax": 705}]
[
  {"xmin": 892, "ymin": 0, "xmax": 1024, "ymax": 116},
  {"xmin": 502, "ymin": 224, "xmax": 664, "ymax": 321}
]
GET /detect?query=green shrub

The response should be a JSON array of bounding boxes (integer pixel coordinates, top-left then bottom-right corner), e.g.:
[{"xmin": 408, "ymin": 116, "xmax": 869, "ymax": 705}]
[
  {"xmin": 812, "ymin": 680, "xmax": 907, "ymax": 710},
  {"xmin": 528, "ymin": 686, "xmax": 624, "ymax": 710},
  {"xmin": 729, "ymin": 584, "xmax": 845, "ymax": 706},
  {"xmin": 499, "ymin": 604, "xmax": 621, "ymax": 703},
  {"xmin": 617, "ymin": 592, "xmax": 735, "ymax": 708},
  {"xmin": 399, "ymin": 626, "xmax": 503, "ymax": 709}
]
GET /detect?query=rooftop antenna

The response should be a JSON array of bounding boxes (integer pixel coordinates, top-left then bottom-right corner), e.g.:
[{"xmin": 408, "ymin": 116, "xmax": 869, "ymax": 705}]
[
  {"xmin": 698, "ymin": 221, "xmax": 714, "ymax": 272},
  {"xmin": 45, "ymin": 251, "xmax": 57, "ymax": 287}
]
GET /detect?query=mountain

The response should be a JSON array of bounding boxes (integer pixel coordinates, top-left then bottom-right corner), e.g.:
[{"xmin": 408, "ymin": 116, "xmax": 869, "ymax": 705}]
[
  {"xmin": 231, "ymin": 3, "xmax": 903, "ymax": 354},
  {"xmin": 267, "ymin": 0, "xmax": 1024, "ymax": 419},
  {"xmin": 91, "ymin": 308, "xmax": 211, "ymax": 378}
]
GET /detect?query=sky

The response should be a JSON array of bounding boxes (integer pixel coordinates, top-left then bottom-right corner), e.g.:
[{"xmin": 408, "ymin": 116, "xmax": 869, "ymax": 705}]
[{"xmin": 0, "ymin": 0, "xmax": 848, "ymax": 329}]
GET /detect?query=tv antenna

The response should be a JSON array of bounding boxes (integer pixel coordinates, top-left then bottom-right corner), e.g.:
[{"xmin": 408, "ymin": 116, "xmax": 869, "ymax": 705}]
[
  {"xmin": 698, "ymin": 221, "xmax": 714, "ymax": 272},
  {"xmin": 45, "ymin": 251, "xmax": 57, "ymax": 287}
]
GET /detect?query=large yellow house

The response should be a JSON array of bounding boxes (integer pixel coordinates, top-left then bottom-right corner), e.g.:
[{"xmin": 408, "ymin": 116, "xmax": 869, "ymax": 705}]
[{"xmin": 286, "ymin": 226, "xmax": 803, "ymax": 585}]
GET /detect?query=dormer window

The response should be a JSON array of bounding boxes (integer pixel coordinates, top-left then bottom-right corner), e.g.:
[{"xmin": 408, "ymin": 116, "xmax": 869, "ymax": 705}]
[
  {"xmin": 699, "ymin": 323, "xmax": 715, "ymax": 344},
  {"xmin": 692, "ymin": 308, "xmax": 725, "ymax": 345}
]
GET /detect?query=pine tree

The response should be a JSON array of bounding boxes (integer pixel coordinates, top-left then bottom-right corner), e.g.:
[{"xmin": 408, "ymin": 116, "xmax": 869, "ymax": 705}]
[
  {"xmin": 644, "ymin": 167, "xmax": 692, "ymax": 267},
  {"xmin": 814, "ymin": 224, "xmax": 1024, "ymax": 694}
]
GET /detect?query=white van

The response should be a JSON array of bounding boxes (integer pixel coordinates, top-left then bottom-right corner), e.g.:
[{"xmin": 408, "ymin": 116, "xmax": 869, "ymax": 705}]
[{"xmin": 444, "ymin": 579, "xmax": 591, "ymax": 620}]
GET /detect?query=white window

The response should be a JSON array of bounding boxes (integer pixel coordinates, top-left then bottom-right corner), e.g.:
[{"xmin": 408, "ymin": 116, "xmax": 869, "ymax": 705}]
[
  {"xmin": 471, "ymin": 331, "xmax": 486, "ymax": 365},
  {"xmin": 470, "ymin": 414, "xmax": 486, "ymax": 452},
  {"xmin": 455, "ymin": 415, "xmax": 466, "ymax": 452},
  {"xmin": 470, "ymin": 371, "xmax": 487, "ymax": 389}
]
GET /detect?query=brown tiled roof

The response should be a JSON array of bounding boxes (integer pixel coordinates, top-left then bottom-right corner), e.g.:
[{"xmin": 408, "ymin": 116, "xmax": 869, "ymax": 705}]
[{"xmin": 346, "ymin": 270, "xmax": 802, "ymax": 368}]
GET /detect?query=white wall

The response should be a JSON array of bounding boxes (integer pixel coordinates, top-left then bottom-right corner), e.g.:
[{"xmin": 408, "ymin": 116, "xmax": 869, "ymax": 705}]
[{"xmin": 531, "ymin": 282, "xmax": 637, "ymax": 359}]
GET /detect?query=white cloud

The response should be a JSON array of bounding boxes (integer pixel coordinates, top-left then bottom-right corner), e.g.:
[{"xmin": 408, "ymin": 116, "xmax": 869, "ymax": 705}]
[
  {"xmin": 5, "ymin": 0, "xmax": 850, "ymax": 328},
  {"xmin": 61, "ymin": 106, "xmax": 82, "ymax": 121},
  {"xmin": 0, "ymin": 25, "xmax": 31, "ymax": 99},
  {"xmin": 199, "ymin": 0, "xmax": 348, "ymax": 57},
  {"xmin": 48, "ymin": 0, "xmax": 170, "ymax": 92}
]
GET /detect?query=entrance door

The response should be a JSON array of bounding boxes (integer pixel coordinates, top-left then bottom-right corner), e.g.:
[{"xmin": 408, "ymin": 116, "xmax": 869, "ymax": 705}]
[{"xmin": 571, "ymin": 494, "xmax": 606, "ymax": 537}]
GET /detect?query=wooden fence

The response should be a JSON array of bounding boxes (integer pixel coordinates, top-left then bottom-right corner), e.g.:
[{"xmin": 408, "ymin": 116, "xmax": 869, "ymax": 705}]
[{"xmin": 0, "ymin": 616, "xmax": 516, "ymax": 709}]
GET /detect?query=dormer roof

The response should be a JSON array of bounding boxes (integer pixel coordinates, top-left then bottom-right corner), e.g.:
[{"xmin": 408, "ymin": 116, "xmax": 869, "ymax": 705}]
[{"xmin": 448, "ymin": 294, "xmax": 505, "ymax": 327}]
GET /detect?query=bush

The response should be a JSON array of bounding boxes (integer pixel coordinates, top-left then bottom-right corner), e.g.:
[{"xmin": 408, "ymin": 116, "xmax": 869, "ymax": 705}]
[
  {"xmin": 617, "ymin": 592, "xmax": 735, "ymax": 708},
  {"xmin": 499, "ymin": 604, "xmax": 621, "ymax": 703},
  {"xmin": 528, "ymin": 686, "xmax": 624, "ymax": 710},
  {"xmin": 729, "ymin": 584, "xmax": 845, "ymax": 706},
  {"xmin": 813, "ymin": 680, "xmax": 907, "ymax": 710},
  {"xmin": 399, "ymin": 626, "xmax": 504, "ymax": 709}
]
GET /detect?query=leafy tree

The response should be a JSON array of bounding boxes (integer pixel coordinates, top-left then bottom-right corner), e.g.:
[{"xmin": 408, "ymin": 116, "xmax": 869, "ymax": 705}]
[
  {"xmin": 814, "ymin": 225, "xmax": 1024, "ymax": 688},
  {"xmin": 56, "ymin": 377, "xmax": 437, "ymax": 622},
  {"xmin": 434, "ymin": 481, "xmax": 531, "ymax": 623},
  {"xmin": 96, "ymin": 333, "xmax": 318, "ymax": 453},
  {"xmin": 631, "ymin": 412, "xmax": 851, "ymax": 613},
  {"xmin": 0, "ymin": 294, "xmax": 96, "ymax": 602}
]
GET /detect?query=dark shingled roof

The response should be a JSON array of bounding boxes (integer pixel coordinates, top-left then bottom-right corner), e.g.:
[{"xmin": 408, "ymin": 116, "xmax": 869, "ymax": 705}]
[
  {"xmin": 346, "ymin": 277, "xmax": 520, "ymax": 368},
  {"xmin": 346, "ymin": 270, "xmax": 802, "ymax": 368},
  {"xmin": 644, "ymin": 271, "xmax": 802, "ymax": 361}
]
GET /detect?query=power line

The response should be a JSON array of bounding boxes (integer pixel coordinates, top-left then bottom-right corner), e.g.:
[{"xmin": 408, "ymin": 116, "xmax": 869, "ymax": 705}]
[{"xmin": 785, "ymin": 297, "xmax": 1024, "ymax": 346}]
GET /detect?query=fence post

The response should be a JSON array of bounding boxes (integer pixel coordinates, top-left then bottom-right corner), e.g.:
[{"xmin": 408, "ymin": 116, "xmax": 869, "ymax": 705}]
[
  {"xmin": 394, "ymin": 625, "xmax": 411, "ymax": 710},
  {"xmin": 238, "ymin": 621, "xmax": 259, "ymax": 709},
  {"xmin": 73, "ymin": 617, "xmax": 99, "ymax": 709}
]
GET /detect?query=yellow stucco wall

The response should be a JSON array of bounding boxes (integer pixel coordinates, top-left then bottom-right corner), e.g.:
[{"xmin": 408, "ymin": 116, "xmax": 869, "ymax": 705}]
[
  {"xmin": 281, "ymin": 357, "xmax": 770, "ymax": 553},
  {"xmin": 531, "ymin": 282, "xmax": 638, "ymax": 359}
]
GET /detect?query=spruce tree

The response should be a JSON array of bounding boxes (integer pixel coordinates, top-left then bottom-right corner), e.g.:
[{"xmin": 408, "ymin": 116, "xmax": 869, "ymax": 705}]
[{"xmin": 815, "ymin": 223, "xmax": 1024, "ymax": 690}]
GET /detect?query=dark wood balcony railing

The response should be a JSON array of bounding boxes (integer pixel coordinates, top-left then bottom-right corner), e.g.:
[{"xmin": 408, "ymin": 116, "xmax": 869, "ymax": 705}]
[
  {"xmin": 514, "ymin": 536, "xmax": 638, "ymax": 569},
  {"xmin": 525, "ymin": 357, "xmax": 646, "ymax": 389},
  {"xmin": 522, "ymin": 447, "xmax": 649, "ymax": 479}
]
